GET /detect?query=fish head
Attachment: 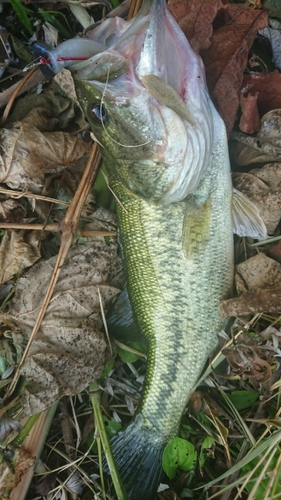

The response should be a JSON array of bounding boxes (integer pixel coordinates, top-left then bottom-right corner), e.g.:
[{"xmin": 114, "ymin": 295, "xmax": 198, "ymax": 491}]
[{"xmin": 70, "ymin": 0, "xmax": 225, "ymax": 203}]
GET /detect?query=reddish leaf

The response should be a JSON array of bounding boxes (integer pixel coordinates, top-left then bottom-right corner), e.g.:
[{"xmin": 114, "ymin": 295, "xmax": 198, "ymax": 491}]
[
  {"xmin": 268, "ymin": 240, "xmax": 281, "ymax": 264},
  {"xmin": 239, "ymin": 91, "xmax": 260, "ymax": 134},
  {"xmin": 168, "ymin": 0, "xmax": 225, "ymax": 52},
  {"xmin": 242, "ymin": 70, "xmax": 281, "ymax": 117},
  {"xmin": 168, "ymin": 1, "xmax": 268, "ymax": 135},
  {"xmin": 202, "ymin": 5, "xmax": 268, "ymax": 135}
]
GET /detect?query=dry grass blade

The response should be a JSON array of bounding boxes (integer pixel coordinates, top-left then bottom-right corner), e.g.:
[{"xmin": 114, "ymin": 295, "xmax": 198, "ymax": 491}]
[
  {"xmin": 114, "ymin": 339, "xmax": 147, "ymax": 359},
  {"xmin": 205, "ymin": 429, "xmax": 281, "ymax": 493},
  {"xmin": 196, "ymin": 314, "xmax": 261, "ymax": 388},
  {"xmin": 235, "ymin": 447, "xmax": 277, "ymax": 500},
  {"xmin": 271, "ymin": 378, "xmax": 281, "ymax": 391},
  {"xmin": 264, "ymin": 450, "xmax": 281, "ymax": 499},
  {"xmin": 128, "ymin": 0, "xmax": 143, "ymax": 20},
  {"xmin": 0, "ymin": 187, "xmax": 71, "ymax": 205},
  {"xmin": 216, "ymin": 384, "xmax": 256, "ymax": 446}
]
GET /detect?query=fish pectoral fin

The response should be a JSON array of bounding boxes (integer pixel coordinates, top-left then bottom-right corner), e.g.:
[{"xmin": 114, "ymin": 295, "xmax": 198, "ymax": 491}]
[
  {"xmin": 183, "ymin": 198, "xmax": 211, "ymax": 258},
  {"xmin": 140, "ymin": 74, "xmax": 197, "ymax": 128},
  {"xmin": 232, "ymin": 188, "xmax": 268, "ymax": 239}
]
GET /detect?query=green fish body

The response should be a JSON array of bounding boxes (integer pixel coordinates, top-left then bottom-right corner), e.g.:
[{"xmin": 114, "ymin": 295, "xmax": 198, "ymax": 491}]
[{"xmin": 67, "ymin": 1, "xmax": 236, "ymax": 497}]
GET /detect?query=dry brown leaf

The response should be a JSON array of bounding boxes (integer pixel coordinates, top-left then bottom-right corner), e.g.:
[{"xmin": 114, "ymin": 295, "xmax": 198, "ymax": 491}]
[
  {"xmin": 233, "ymin": 168, "xmax": 281, "ymax": 234},
  {"xmin": 0, "ymin": 199, "xmax": 26, "ymax": 223},
  {"xmin": 54, "ymin": 68, "xmax": 80, "ymax": 107},
  {"xmin": 222, "ymin": 343, "xmax": 272, "ymax": 383},
  {"xmin": 236, "ymin": 252, "xmax": 281, "ymax": 293},
  {"xmin": 229, "ymin": 131, "xmax": 281, "ymax": 166},
  {"xmin": 0, "ymin": 88, "xmax": 90, "ymax": 193},
  {"xmin": 0, "ymin": 448, "xmax": 35, "ymax": 499},
  {"xmin": 8, "ymin": 239, "xmax": 124, "ymax": 415},
  {"xmin": 221, "ymin": 284, "xmax": 281, "ymax": 317},
  {"xmin": 230, "ymin": 110, "xmax": 281, "ymax": 166},
  {"xmin": 0, "ymin": 123, "xmax": 90, "ymax": 191},
  {"xmin": 0, "ymin": 230, "xmax": 41, "ymax": 285},
  {"xmin": 6, "ymin": 88, "xmax": 86, "ymax": 131},
  {"xmin": 221, "ymin": 253, "xmax": 281, "ymax": 317},
  {"xmin": 250, "ymin": 162, "xmax": 281, "ymax": 189}
]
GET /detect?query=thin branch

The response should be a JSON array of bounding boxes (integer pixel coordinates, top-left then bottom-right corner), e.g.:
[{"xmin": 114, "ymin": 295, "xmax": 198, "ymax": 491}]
[{"xmin": 1, "ymin": 67, "xmax": 38, "ymax": 126}]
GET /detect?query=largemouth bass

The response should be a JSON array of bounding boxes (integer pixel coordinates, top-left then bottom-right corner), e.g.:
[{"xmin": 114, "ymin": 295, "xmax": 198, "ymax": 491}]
[{"xmin": 33, "ymin": 1, "xmax": 267, "ymax": 498}]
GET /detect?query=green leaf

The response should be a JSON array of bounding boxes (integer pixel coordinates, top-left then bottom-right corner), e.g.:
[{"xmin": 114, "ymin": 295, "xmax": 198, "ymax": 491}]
[
  {"xmin": 228, "ymin": 390, "xmax": 259, "ymax": 410},
  {"xmin": 203, "ymin": 430, "xmax": 281, "ymax": 489},
  {"xmin": 116, "ymin": 341, "xmax": 147, "ymax": 363},
  {"xmin": 10, "ymin": 35, "xmax": 33, "ymax": 65},
  {"xmin": 162, "ymin": 437, "xmax": 197, "ymax": 479},
  {"xmin": 104, "ymin": 416, "xmax": 122, "ymax": 438},
  {"xmin": 9, "ymin": 0, "xmax": 33, "ymax": 35},
  {"xmin": 39, "ymin": 10, "xmax": 74, "ymax": 38},
  {"xmin": 99, "ymin": 359, "xmax": 114, "ymax": 379},
  {"xmin": 94, "ymin": 165, "xmax": 114, "ymax": 210},
  {"xmin": 199, "ymin": 436, "xmax": 215, "ymax": 469},
  {"xmin": 263, "ymin": 0, "xmax": 281, "ymax": 21},
  {"xmin": 241, "ymin": 447, "xmax": 281, "ymax": 500},
  {"xmin": 86, "ymin": 415, "xmax": 121, "ymax": 450},
  {"xmin": 0, "ymin": 356, "xmax": 7, "ymax": 376}
]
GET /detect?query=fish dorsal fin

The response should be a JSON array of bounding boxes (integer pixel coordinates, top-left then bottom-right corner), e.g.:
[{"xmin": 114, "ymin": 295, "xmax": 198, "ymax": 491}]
[
  {"xmin": 140, "ymin": 74, "xmax": 197, "ymax": 128},
  {"xmin": 232, "ymin": 188, "xmax": 268, "ymax": 239}
]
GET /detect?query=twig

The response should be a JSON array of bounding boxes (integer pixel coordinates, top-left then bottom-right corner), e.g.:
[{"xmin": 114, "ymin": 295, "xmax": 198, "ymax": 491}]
[
  {"xmin": 59, "ymin": 398, "xmax": 76, "ymax": 462},
  {"xmin": 0, "ymin": 187, "xmax": 72, "ymax": 205},
  {"xmin": 1, "ymin": 67, "xmax": 38, "ymax": 126},
  {"xmin": 0, "ymin": 222, "xmax": 115, "ymax": 237},
  {"xmin": 0, "ymin": 69, "xmax": 45, "ymax": 110}
]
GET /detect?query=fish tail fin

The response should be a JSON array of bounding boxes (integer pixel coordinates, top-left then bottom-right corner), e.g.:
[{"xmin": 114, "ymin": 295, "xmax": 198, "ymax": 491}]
[{"xmin": 105, "ymin": 415, "xmax": 164, "ymax": 500}]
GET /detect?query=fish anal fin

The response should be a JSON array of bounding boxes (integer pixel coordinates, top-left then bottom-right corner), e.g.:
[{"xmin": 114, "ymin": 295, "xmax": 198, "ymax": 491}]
[{"xmin": 232, "ymin": 188, "xmax": 268, "ymax": 240}]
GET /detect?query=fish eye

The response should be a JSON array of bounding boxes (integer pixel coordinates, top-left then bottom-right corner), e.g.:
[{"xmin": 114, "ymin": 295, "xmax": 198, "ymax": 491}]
[{"xmin": 88, "ymin": 102, "xmax": 106, "ymax": 124}]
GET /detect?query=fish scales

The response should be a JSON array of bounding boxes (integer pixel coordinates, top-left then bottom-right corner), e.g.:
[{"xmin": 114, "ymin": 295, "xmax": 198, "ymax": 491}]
[{"xmin": 111, "ymin": 135, "xmax": 233, "ymax": 444}]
